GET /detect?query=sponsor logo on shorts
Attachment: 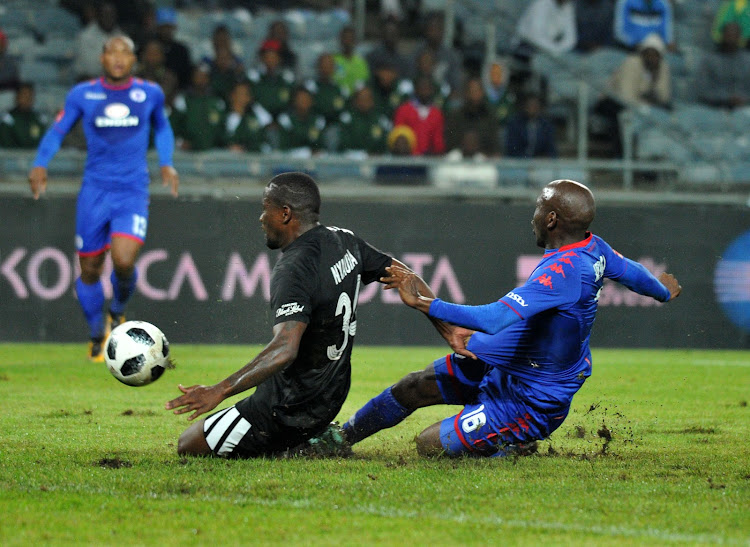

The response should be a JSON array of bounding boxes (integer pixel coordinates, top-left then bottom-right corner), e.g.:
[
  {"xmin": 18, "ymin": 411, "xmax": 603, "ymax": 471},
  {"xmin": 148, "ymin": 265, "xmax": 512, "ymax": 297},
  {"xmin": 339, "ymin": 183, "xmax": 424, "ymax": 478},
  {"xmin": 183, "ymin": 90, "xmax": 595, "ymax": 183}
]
[
  {"xmin": 276, "ymin": 302, "xmax": 304, "ymax": 317},
  {"xmin": 505, "ymin": 291, "xmax": 529, "ymax": 307}
]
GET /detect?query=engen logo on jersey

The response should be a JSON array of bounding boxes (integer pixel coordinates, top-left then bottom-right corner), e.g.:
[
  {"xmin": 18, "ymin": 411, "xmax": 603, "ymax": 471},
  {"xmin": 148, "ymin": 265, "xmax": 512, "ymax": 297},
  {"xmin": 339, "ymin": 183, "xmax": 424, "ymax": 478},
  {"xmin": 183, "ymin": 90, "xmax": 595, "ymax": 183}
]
[{"xmin": 95, "ymin": 102, "xmax": 139, "ymax": 128}]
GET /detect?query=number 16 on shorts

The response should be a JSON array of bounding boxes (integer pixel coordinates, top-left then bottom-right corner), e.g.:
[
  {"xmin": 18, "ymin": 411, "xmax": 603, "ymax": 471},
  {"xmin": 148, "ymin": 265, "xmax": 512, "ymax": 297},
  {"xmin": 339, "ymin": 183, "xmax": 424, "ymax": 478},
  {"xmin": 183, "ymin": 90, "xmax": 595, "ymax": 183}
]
[{"xmin": 461, "ymin": 404, "xmax": 487, "ymax": 433}]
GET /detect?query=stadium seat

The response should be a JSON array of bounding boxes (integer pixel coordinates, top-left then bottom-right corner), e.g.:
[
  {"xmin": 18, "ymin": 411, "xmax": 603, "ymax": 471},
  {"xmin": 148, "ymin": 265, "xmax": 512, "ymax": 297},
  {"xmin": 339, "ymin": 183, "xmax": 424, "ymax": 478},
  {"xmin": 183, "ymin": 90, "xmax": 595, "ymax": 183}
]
[
  {"xmin": 20, "ymin": 60, "xmax": 62, "ymax": 85},
  {"xmin": 34, "ymin": 85, "xmax": 67, "ymax": 117},
  {"xmin": 670, "ymin": 103, "xmax": 728, "ymax": 133},
  {"xmin": 34, "ymin": 37, "xmax": 75, "ymax": 63},
  {"xmin": 33, "ymin": 7, "xmax": 81, "ymax": 39},
  {"xmin": 0, "ymin": 90, "xmax": 15, "ymax": 113},
  {"xmin": 636, "ymin": 127, "xmax": 689, "ymax": 162}
]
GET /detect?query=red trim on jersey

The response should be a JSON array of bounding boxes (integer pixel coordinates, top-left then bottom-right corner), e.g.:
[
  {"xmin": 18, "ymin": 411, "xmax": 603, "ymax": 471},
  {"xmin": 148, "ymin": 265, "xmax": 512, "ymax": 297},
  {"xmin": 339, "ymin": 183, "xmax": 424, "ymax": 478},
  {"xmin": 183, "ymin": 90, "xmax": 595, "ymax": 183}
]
[
  {"xmin": 500, "ymin": 299, "xmax": 524, "ymax": 319},
  {"xmin": 545, "ymin": 232, "xmax": 593, "ymax": 255},
  {"xmin": 77, "ymin": 245, "xmax": 109, "ymax": 257},
  {"xmin": 111, "ymin": 232, "xmax": 144, "ymax": 245},
  {"xmin": 100, "ymin": 77, "xmax": 133, "ymax": 90},
  {"xmin": 453, "ymin": 410, "xmax": 473, "ymax": 452}
]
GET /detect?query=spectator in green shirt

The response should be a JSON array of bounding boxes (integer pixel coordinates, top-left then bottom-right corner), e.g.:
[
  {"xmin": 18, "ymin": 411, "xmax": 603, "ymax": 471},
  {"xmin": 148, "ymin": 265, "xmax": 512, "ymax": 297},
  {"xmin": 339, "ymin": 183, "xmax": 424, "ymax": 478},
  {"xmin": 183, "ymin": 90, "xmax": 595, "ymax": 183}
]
[
  {"xmin": 0, "ymin": 83, "xmax": 48, "ymax": 149},
  {"xmin": 305, "ymin": 53, "xmax": 349, "ymax": 125},
  {"xmin": 712, "ymin": 0, "xmax": 750, "ymax": 47},
  {"xmin": 369, "ymin": 58, "xmax": 412, "ymax": 120},
  {"xmin": 333, "ymin": 26, "xmax": 370, "ymax": 94},
  {"xmin": 224, "ymin": 80, "xmax": 273, "ymax": 153},
  {"xmin": 248, "ymin": 39, "xmax": 295, "ymax": 119},
  {"xmin": 339, "ymin": 85, "xmax": 392, "ymax": 155},
  {"xmin": 170, "ymin": 64, "xmax": 226, "ymax": 151},
  {"xmin": 277, "ymin": 86, "xmax": 326, "ymax": 155}
]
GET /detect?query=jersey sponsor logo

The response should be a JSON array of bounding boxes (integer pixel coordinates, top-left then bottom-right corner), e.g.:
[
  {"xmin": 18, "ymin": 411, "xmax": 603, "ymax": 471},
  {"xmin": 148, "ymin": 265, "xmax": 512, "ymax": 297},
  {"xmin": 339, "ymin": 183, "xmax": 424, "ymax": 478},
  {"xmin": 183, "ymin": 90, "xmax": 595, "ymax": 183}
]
[
  {"xmin": 95, "ymin": 102, "xmax": 139, "ymax": 127},
  {"xmin": 505, "ymin": 291, "xmax": 529, "ymax": 307},
  {"xmin": 84, "ymin": 92, "xmax": 107, "ymax": 100},
  {"xmin": 594, "ymin": 255, "xmax": 606, "ymax": 282},
  {"xmin": 129, "ymin": 88, "xmax": 146, "ymax": 103},
  {"xmin": 330, "ymin": 250, "xmax": 359, "ymax": 285},
  {"xmin": 276, "ymin": 302, "xmax": 305, "ymax": 318}
]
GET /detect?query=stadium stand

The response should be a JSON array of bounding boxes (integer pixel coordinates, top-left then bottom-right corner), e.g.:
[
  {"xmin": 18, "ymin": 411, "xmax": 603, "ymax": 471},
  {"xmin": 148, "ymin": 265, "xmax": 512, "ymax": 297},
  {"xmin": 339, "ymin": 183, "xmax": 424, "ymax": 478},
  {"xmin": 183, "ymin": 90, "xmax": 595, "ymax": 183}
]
[{"xmin": 0, "ymin": 0, "xmax": 749, "ymax": 192}]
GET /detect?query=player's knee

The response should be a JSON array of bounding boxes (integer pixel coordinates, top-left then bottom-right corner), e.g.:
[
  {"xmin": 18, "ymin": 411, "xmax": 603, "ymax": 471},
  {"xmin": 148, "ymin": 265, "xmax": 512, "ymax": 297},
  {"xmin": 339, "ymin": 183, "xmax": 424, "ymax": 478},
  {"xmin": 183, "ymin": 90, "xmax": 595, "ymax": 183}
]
[
  {"xmin": 177, "ymin": 422, "xmax": 212, "ymax": 457},
  {"xmin": 111, "ymin": 255, "xmax": 136, "ymax": 276},
  {"xmin": 415, "ymin": 427, "xmax": 444, "ymax": 458},
  {"xmin": 79, "ymin": 255, "xmax": 105, "ymax": 282},
  {"xmin": 392, "ymin": 369, "xmax": 440, "ymax": 410}
]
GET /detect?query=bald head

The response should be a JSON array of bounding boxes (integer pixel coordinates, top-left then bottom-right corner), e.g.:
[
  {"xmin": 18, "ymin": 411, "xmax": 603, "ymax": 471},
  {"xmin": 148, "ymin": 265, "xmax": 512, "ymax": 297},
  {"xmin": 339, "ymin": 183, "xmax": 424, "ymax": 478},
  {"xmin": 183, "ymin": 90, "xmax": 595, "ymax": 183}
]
[
  {"xmin": 103, "ymin": 35, "xmax": 135, "ymax": 54},
  {"xmin": 532, "ymin": 180, "xmax": 595, "ymax": 249}
]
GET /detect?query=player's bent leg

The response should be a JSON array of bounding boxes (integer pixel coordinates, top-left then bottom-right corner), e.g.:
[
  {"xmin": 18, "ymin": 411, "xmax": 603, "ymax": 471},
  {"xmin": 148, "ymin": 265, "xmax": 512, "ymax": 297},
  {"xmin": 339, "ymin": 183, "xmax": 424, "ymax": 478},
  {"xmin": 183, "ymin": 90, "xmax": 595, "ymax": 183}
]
[
  {"xmin": 177, "ymin": 419, "xmax": 212, "ymax": 457},
  {"xmin": 391, "ymin": 366, "xmax": 443, "ymax": 409},
  {"xmin": 343, "ymin": 364, "xmax": 444, "ymax": 445}
]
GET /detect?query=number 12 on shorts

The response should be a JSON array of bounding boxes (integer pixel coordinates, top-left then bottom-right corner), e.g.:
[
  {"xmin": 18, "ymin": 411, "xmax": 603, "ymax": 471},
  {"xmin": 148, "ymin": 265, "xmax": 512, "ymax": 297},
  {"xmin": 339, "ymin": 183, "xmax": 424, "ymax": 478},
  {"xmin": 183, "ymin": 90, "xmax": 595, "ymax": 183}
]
[{"xmin": 131, "ymin": 214, "xmax": 148, "ymax": 239}]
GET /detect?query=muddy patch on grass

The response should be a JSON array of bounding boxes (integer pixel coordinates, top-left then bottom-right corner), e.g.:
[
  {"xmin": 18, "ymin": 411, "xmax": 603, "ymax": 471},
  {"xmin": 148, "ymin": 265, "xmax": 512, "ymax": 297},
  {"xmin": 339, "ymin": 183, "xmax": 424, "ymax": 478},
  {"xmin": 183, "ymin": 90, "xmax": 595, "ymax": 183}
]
[
  {"xmin": 544, "ymin": 403, "xmax": 632, "ymax": 459},
  {"xmin": 95, "ymin": 457, "xmax": 133, "ymax": 469},
  {"xmin": 121, "ymin": 409, "xmax": 157, "ymax": 417},
  {"xmin": 676, "ymin": 425, "xmax": 718, "ymax": 435}
]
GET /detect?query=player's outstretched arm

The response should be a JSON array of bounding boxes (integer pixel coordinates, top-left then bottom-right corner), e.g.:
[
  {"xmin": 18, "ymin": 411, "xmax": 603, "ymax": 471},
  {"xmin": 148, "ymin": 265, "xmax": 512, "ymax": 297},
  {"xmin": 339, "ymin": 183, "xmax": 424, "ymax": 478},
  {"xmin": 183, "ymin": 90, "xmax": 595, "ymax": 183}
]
[
  {"xmin": 28, "ymin": 166, "xmax": 47, "ymax": 200},
  {"xmin": 382, "ymin": 263, "xmax": 477, "ymax": 359},
  {"xmin": 161, "ymin": 165, "xmax": 179, "ymax": 197},
  {"xmin": 165, "ymin": 321, "xmax": 306, "ymax": 420}
]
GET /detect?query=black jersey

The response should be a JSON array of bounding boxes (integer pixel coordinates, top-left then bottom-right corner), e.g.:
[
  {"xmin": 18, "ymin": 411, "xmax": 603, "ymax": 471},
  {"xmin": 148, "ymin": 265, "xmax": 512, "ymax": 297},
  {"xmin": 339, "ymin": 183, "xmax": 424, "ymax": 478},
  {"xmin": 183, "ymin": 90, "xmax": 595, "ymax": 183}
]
[{"xmin": 238, "ymin": 224, "xmax": 392, "ymax": 435}]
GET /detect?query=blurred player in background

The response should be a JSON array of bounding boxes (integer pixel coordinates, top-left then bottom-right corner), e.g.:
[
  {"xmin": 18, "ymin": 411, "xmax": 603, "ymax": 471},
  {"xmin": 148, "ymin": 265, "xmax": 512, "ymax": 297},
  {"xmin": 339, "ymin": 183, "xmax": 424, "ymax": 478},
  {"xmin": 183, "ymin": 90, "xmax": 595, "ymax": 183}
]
[
  {"xmin": 165, "ymin": 172, "xmax": 465, "ymax": 459},
  {"xmin": 28, "ymin": 35, "xmax": 179, "ymax": 362},
  {"xmin": 343, "ymin": 179, "xmax": 682, "ymax": 457}
]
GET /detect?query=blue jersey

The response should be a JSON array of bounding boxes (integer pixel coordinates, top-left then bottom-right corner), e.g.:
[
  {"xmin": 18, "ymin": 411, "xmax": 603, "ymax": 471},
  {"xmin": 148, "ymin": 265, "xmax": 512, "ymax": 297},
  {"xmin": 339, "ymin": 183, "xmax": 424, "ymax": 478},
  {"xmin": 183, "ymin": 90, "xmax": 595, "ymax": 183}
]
[
  {"xmin": 614, "ymin": 0, "xmax": 673, "ymax": 48},
  {"xmin": 429, "ymin": 233, "xmax": 671, "ymax": 406},
  {"xmin": 33, "ymin": 77, "xmax": 174, "ymax": 192}
]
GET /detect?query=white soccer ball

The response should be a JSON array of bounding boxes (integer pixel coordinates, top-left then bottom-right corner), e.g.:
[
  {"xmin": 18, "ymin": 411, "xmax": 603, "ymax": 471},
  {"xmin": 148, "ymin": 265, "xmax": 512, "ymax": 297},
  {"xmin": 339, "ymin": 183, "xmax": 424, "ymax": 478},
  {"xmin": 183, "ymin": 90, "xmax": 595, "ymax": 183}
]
[{"xmin": 105, "ymin": 321, "xmax": 171, "ymax": 387}]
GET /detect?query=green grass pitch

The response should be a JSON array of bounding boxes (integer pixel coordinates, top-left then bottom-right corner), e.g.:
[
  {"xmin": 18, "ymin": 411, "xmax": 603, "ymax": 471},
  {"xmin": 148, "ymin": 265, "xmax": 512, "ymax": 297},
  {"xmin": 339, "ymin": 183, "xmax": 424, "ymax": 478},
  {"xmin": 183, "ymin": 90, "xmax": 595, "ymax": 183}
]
[{"xmin": 1, "ymin": 343, "xmax": 748, "ymax": 545}]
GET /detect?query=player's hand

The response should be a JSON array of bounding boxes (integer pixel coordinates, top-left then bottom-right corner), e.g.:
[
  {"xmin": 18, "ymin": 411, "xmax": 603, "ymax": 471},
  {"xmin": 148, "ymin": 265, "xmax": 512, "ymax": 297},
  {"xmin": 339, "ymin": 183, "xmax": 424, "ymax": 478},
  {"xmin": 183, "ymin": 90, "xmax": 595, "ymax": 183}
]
[
  {"xmin": 161, "ymin": 165, "xmax": 179, "ymax": 197},
  {"xmin": 447, "ymin": 326, "xmax": 477, "ymax": 360},
  {"xmin": 381, "ymin": 266, "xmax": 433, "ymax": 312},
  {"xmin": 659, "ymin": 272, "xmax": 682, "ymax": 300},
  {"xmin": 28, "ymin": 166, "xmax": 48, "ymax": 200},
  {"xmin": 165, "ymin": 383, "xmax": 223, "ymax": 421}
]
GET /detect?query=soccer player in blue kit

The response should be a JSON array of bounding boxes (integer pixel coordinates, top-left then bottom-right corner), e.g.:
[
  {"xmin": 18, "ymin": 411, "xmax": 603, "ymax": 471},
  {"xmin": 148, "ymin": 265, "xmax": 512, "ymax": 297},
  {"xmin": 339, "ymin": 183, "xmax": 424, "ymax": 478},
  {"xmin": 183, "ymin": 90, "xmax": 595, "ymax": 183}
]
[
  {"xmin": 28, "ymin": 36, "xmax": 179, "ymax": 362},
  {"xmin": 342, "ymin": 179, "xmax": 682, "ymax": 457}
]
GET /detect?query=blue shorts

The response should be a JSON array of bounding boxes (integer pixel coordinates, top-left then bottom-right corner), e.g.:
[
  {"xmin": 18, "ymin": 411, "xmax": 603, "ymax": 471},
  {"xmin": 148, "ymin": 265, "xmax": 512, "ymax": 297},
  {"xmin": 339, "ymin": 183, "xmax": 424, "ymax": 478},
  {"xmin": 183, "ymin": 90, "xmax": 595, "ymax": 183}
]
[
  {"xmin": 433, "ymin": 354, "xmax": 570, "ymax": 457},
  {"xmin": 75, "ymin": 185, "xmax": 149, "ymax": 256}
]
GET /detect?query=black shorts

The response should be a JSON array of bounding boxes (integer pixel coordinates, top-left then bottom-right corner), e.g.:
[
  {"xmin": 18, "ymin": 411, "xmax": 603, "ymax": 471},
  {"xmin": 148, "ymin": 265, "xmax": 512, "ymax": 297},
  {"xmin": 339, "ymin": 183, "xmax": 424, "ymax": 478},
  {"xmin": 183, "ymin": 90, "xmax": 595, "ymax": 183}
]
[{"xmin": 202, "ymin": 401, "xmax": 320, "ymax": 458}]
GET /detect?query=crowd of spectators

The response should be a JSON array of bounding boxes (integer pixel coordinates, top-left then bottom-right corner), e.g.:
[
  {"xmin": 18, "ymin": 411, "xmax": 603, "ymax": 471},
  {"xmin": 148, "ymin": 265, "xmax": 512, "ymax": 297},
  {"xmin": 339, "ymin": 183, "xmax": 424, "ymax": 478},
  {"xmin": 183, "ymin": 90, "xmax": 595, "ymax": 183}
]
[{"xmin": 1, "ymin": 0, "xmax": 749, "ymax": 162}]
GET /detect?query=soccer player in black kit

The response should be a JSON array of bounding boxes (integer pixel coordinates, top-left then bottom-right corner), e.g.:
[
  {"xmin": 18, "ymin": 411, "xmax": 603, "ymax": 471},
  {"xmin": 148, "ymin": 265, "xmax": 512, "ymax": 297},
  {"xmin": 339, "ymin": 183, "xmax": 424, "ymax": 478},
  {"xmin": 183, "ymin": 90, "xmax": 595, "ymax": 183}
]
[{"xmin": 166, "ymin": 172, "xmax": 460, "ymax": 457}]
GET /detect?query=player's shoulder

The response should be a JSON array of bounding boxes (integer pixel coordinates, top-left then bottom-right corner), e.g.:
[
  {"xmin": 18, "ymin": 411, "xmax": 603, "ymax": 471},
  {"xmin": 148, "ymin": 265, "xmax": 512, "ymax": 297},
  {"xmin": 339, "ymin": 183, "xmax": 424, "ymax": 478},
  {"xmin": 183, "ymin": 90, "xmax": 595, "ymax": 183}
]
[
  {"xmin": 325, "ymin": 225, "xmax": 358, "ymax": 240},
  {"xmin": 132, "ymin": 78, "xmax": 165, "ymax": 98},
  {"xmin": 68, "ymin": 79, "xmax": 100, "ymax": 99}
]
